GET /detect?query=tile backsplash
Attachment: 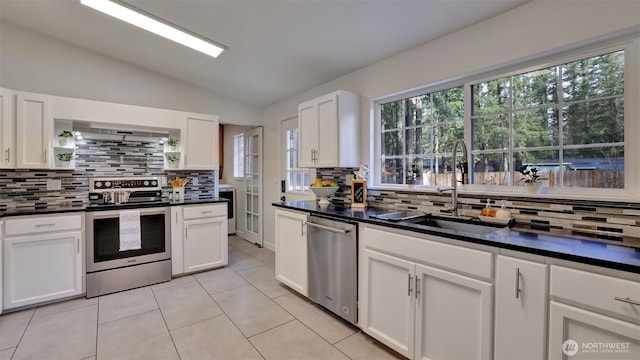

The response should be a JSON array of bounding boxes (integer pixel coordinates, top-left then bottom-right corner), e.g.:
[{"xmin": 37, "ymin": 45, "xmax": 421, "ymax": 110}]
[
  {"xmin": 316, "ymin": 168, "xmax": 640, "ymax": 248},
  {"xmin": 0, "ymin": 138, "xmax": 217, "ymax": 212}
]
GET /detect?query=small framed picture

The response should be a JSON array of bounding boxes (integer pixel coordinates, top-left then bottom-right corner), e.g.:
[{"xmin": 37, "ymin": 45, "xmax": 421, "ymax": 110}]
[{"xmin": 351, "ymin": 180, "xmax": 366, "ymax": 208}]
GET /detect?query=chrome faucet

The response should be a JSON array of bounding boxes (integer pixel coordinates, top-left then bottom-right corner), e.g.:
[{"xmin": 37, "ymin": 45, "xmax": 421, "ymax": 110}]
[{"xmin": 437, "ymin": 139, "xmax": 468, "ymax": 217}]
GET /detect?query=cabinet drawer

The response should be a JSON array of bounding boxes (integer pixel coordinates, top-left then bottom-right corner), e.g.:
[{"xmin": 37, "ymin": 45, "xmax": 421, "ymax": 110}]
[
  {"xmin": 550, "ymin": 265, "xmax": 640, "ymax": 322},
  {"xmin": 183, "ymin": 203, "xmax": 226, "ymax": 220},
  {"xmin": 363, "ymin": 226, "xmax": 493, "ymax": 281},
  {"xmin": 5, "ymin": 214, "xmax": 82, "ymax": 236}
]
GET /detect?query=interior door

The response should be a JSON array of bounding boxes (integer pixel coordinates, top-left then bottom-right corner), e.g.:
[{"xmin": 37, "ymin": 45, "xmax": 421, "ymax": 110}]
[{"xmin": 243, "ymin": 127, "xmax": 263, "ymax": 246}]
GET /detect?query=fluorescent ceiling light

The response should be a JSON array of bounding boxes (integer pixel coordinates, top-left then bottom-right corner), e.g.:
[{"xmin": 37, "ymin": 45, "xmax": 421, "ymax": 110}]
[{"xmin": 81, "ymin": 0, "xmax": 225, "ymax": 58}]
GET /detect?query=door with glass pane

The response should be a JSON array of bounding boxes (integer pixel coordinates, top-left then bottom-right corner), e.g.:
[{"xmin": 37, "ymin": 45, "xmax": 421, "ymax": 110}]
[{"xmin": 244, "ymin": 127, "xmax": 262, "ymax": 246}]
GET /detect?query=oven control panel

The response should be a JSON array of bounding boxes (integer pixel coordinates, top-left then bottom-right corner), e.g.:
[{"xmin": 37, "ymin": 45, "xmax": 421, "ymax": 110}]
[{"xmin": 90, "ymin": 177, "xmax": 161, "ymax": 192}]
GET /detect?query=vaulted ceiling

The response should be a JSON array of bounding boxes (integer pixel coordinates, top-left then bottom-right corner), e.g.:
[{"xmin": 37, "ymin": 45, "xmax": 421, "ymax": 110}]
[{"xmin": 0, "ymin": 0, "xmax": 529, "ymax": 107}]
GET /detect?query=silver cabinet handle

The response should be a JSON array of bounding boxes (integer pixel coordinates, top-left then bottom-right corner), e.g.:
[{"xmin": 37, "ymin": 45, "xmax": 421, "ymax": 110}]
[
  {"xmin": 306, "ymin": 221, "xmax": 349, "ymax": 234},
  {"xmin": 34, "ymin": 223, "xmax": 56, "ymax": 227},
  {"xmin": 301, "ymin": 222, "xmax": 305, "ymax": 237},
  {"xmin": 415, "ymin": 275, "xmax": 420, "ymax": 299},
  {"xmin": 77, "ymin": 237, "xmax": 80, "ymax": 254},
  {"xmin": 614, "ymin": 296, "xmax": 640, "ymax": 306},
  {"xmin": 515, "ymin": 267, "xmax": 521, "ymax": 299},
  {"xmin": 43, "ymin": 148, "xmax": 47, "ymax": 163},
  {"xmin": 5, "ymin": 148, "xmax": 9, "ymax": 162},
  {"xmin": 200, "ymin": 210, "xmax": 213, "ymax": 215},
  {"xmin": 408, "ymin": 274, "xmax": 413, "ymax": 297}
]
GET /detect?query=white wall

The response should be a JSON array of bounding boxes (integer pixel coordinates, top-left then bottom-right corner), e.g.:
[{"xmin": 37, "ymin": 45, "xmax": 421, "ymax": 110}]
[
  {"xmin": 0, "ymin": 21, "xmax": 262, "ymax": 126},
  {"xmin": 261, "ymin": 0, "xmax": 640, "ymax": 248}
]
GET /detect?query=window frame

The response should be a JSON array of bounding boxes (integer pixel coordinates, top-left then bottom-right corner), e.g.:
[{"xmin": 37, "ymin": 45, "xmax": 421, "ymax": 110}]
[
  {"xmin": 370, "ymin": 34, "xmax": 640, "ymax": 200},
  {"xmin": 233, "ymin": 133, "xmax": 244, "ymax": 179}
]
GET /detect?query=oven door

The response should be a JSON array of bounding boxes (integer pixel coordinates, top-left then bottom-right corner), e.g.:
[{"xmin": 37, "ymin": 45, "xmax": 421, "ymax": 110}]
[{"xmin": 86, "ymin": 206, "xmax": 170, "ymax": 273}]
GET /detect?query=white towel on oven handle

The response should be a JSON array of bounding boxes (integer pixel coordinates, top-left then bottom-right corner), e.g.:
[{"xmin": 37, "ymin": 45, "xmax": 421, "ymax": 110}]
[{"xmin": 119, "ymin": 210, "xmax": 141, "ymax": 251}]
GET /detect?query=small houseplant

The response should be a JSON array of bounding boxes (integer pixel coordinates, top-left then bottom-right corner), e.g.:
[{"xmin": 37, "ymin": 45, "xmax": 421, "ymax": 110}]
[
  {"xmin": 56, "ymin": 152, "xmax": 73, "ymax": 165},
  {"xmin": 406, "ymin": 164, "xmax": 419, "ymax": 186},
  {"xmin": 167, "ymin": 137, "xmax": 179, "ymax": 150},
  {"xmin": 166, "ymin": 154, "xmax": 179, "ymax": 168},
  {"xmin": 58, "ymin": 130, "xmax": 73, "ymax": 146},
  {"xmin": 518, "ymin": 165, "xmax": 545, "ymax": 193}
]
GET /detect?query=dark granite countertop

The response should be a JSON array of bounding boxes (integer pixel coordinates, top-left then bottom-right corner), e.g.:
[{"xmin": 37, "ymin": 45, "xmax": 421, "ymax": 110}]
[
  {"xmin": 274, "ymin": 201, "xmax": 640, "ymax": 274},
  {"xmin": 0, "ymin": 198, "xmax": 229, "ymax": 216}
]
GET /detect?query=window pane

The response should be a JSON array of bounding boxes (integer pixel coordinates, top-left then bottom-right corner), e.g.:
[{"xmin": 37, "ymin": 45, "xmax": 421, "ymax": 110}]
[
  {"xmin": 472, "ymin": 152, "xmax": 510, "ymax": 185},
  {"xmin": 433, "ymin": 121, "xmax": 463, "ymax": 154},
  {"xmin": 383, "ymin": 130, "xmax": 404, "ymax": 155},
  {"xmin": 562, "ymin": 51, "xmax": 624, "ymax": 101},
  {"xmin": 513, "ymin": 150, "xmax": 558, "ymax": 186},
  {"xmin": 433, "ymin": 87, "xmax": 464, "ymax": 120},
  {"xmin": 381, "ymin": 158, "xmax": 403, "ymax": 184},
  {"xmin": 563, "ymin": 147, "xmax": 624, "ymax": 189},
  {"xmin": 405, "ymin": 127, "xmax": 424, "ymax": 155},
  {"xmin": 381, "ymin": 101, "xmax": 405, "ymax": 130},
  {"xmin": 512, "ymin": 67, "xmax": 558, "ymax": 109},
  {"xmin": 472, "ymin": 77, "xmax": 510, "ymax": 115},
  {"xmin": 472, "ymin": 115, "xmax": 509, "ymax": 151},
  {"xmin": 513, "ymin": 107, "xmax": 559, "ymax": 148},
  {"xmin": 563, "ymin": 98, "xmax": 624, "ymax": 145}
]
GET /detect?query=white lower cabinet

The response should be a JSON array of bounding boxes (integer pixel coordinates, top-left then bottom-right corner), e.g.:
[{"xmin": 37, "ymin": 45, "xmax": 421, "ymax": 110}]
[
  {"xmin": 494, "ymin": 255, "xmax": 548, "ymax": 360},
  {"xmin": 548, "ymin": 265, "xmax": 640, "ymax": 360},
  {"xmin": 3, "ymin": 214, "xmax": 83, "ymax": 309},
  {"xmin": 182, "ymin": 204, "xmax": 228, "ymax": 274},
  {"xmin": 0, "ymin": 221, "xmax": 3, "ymax": 314},
  {"xmin": 274, "ymin": 209, "xmax": 308, "ymax": 296},
  {"xmin": 170, "ymin": 206, "xmax": 184, "ymax": 276},
  {"xmin": 360, "ymin": 225, "xmax": 494, "ymax": 360}
]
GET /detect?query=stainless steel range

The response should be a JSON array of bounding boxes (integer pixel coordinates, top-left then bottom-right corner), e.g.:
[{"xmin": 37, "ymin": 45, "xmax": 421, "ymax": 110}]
[{"xmin": 85, "ymin": 177, "xmax": 171, "ymax": 298}]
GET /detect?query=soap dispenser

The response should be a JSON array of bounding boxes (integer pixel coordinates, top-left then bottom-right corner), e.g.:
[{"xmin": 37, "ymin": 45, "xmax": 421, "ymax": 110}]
[
  {"xmin": 480, "ymin": 199, "xmax": 496, "ymax": 217},
  {"xmin": 495, "ymin": 200, "xmax": 512, "ymax": 219}
]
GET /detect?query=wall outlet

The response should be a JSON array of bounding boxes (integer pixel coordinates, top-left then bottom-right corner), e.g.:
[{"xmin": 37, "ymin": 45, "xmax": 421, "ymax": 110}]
[
  {"xmin": 192, "ymin": 177, "xmax": 199, "ymax": 186},
  {"xmin": 47, "ymin": 179, "xmax": 62, "ymax": 191},
  {"xmin": 160, "ymin": 176, "xmax": 168, "ymax": 187}
]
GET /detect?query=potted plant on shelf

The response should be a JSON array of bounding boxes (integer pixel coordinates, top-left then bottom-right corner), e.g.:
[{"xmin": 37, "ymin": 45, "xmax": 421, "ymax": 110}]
[
  {"xmin": 166, "ymin": 154, "xmax": 179, "ymax": 168},
  {"xmin": 518, "ymin": 165, "xmax": 545, "ymax": 194},
  {"xmin": 167, "ymin": 137, "xmax": 179, "ymax": 151},
  {"xmin": 58, "ymin": 130, "xmax": 73, "ymax": 147},
  {"xmin": 56, "ymin": 152, "xmax": 73, "ymax": 166}
]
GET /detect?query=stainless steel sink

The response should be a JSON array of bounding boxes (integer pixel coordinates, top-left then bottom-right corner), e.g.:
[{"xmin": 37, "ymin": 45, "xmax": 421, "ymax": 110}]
[
  {"xmin": 409, "ymin": 218, "xmax": 502, "ymax": 235},
  {"xmin": 371, "ymin": 211, "xmax": 426, "ymax": 221}
]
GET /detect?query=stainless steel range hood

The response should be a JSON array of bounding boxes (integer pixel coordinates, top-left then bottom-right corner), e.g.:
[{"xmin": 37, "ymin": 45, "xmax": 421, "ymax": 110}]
[{"xmin": 73, "ymin": 121, "xmax": 170, "ymax": 142}]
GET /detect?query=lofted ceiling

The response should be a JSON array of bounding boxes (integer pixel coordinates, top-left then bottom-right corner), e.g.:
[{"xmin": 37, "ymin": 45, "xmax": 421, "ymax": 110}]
[{"xmin": 0, "ymin": 0, "xmax": 529, "ymax": 108}]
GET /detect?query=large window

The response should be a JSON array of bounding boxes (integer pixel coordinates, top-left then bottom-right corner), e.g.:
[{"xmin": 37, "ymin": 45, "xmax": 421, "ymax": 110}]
[
  {"xmin": 471, "ymin": 50, "xmax": 624, "ymax": 189},
  {"xmin": 285, "ymin": 127, "xmax": 309, "ymax": 193},
  {"xmin": 233, "ymin": 133, "xmax": 244, "ymax": 178},
  {"xmin": 380, "ymin": 86, "xmax": 464, "ymax": 186},
  {"xmin": 375, "ymin": 42, "xmax": 633, "ymax": 195}
]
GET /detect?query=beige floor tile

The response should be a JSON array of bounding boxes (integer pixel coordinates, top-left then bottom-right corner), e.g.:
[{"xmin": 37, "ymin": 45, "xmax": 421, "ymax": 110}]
[
  {"xmin": 98, "ymin": 286, "xmax": 158, "ymax": 324},
  {"xmin": 194, "ymin": 267, "xmax": 248, "ymax": 294},
  {"xmin": 0, "ymin": 309, "xmax": 33, "ymax": 350},
  {"xmin": 253, "ymin": 251, "xmax": 275, "ymax": 268},
  {"xmin": 97, "ymin": 309, "xmax": 179, "ymax": 360},
  {"xmin": 34, "ymin": 297, "xmax": 98, "ymax": 318},
  {"xmin": 12, "ymin": 304, "xmax": 97, "ymax": 360},
  {"xmin": 212, "ymin": 285, "xmax": 293, "ymax": 337},
  {"xmin": 0, "ymin": 347, "xmax": 15, "ymax": 360},
  {"xmin": 274, "ymin": 293, "xmax": 357, "ymax": 344},
  {"xmin": 172, "ymin": 315, "xmax": 262, "ymax": 360},
  {"xmin": 250, "ymin": 320, "xmax": 349, "ymax": 360},
  {"xmin": 237, "ymin": 265, "xmax": 290, "ymax": 298},
  {"xmin": 153, "ymin": 281, "xmax": 223, "ymax": 330},
  {"xmin": 229, "ymin": 250, "xmax": 266, "ymax": 271},
  {"xmin": 151, "ymin": 274, "xmax": 196, "ymax": 291},
  {"xmin": 335, "ymin": 332, "xmax": 404, "ymax": 360}
]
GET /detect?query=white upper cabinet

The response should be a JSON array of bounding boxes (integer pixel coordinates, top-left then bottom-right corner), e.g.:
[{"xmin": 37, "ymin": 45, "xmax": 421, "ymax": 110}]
[
  {"xmin": 15, "ymin": 92, "xmax": 52, "ymax": 169},
  {"xmin": 182, "ymin": 112, "xmax": 219, "ymax": 170},
  {"xmin": 298, "ymin": 90, "xmax": 359, "ymax": 168},
  {"xmin": 0, "ymin": 88, "xmax": 14, "ymax": 168}
]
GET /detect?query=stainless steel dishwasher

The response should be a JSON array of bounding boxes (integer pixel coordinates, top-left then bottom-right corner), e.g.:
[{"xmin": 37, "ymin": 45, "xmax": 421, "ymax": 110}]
[{"xmin": 306, "ymin": 215, "xmax": 358, "ymax": 324}]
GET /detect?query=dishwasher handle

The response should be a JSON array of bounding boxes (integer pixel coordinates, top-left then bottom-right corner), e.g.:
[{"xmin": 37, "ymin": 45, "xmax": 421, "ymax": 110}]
[{"xmin": 306, "ymin": 221, "xmax": 351, "ymax": 234}]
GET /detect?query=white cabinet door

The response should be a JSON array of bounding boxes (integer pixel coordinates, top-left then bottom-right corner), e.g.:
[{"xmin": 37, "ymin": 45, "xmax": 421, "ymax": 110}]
[
  {"xmin": 549, "ymin": 301, "xmax": 640, "ymax": 360},
  {"xmin": 183, "ymin": 113, "xmax": 219, "ymax": 170},
  {"xmin": 0, "ymin": 221, "xmax": 3, "ymax": 314},
  {"xmin": 494, "ymin": 255, "xmax": 548, "ymax": 360},
  {"xmin": 315, "ymin": 93, "xmax": 338, "ymax": 167},
  {"xmin": 274, "ymin": 209, "xmax": 308, "ymax": 295},
  {"xmin": 15, "ymin": 92, "xmax": 51, "ymax": 169},
  {"xmin": 0, "ymin": 88, "xmax": 14, "ymax": 169},
  {"xmin": 414, "ymin": 264, "xmax": 493, "ymax": 360},
  {"xmin": 298, "ymin": 101, "xmax": 317, "ymax": 168},
  {"xmin": 183, "ymin": 216, "xmax": 227, "ymax": 273},
  {"xmin": 4, "ymin": 231, "xmax": 82, "ymax": 309},
  {"xmin": 360, "ymin": 249, "xmax": 415, "ymax": 359},
  {"xmin": 170, "ymin": 206, "xmax": 184, "ymax": 276}
]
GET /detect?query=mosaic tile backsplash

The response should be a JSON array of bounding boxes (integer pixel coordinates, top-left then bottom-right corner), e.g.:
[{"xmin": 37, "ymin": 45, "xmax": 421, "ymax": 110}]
[
  {"xmin": 0, "ymin": 138, "xmax": 217, "ymax": 212},
  {"xmin": 316, "ymin": 168, "xmax": 640, "ymax": 248}
]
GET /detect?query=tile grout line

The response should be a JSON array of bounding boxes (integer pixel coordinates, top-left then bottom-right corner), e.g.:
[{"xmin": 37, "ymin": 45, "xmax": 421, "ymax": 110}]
[{"xmin": 148, "ymin": 284, "xmax": 183, "ymax": 360}]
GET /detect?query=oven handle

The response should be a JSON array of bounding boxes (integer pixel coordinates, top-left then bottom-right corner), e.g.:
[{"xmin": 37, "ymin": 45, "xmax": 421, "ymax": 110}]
[
  {"xmin": 86, "ymin": 206, "xmax": 169, "ymax": 219},
  {"xmin": 306, "ymin": 221, "xmax": 350, "ymax": 234}
]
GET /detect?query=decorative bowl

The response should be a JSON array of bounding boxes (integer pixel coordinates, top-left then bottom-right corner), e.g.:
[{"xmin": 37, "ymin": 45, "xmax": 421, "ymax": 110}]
[{"xmin": 310, "ymin": 186, "xmax": 339, "ymax": 205}]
